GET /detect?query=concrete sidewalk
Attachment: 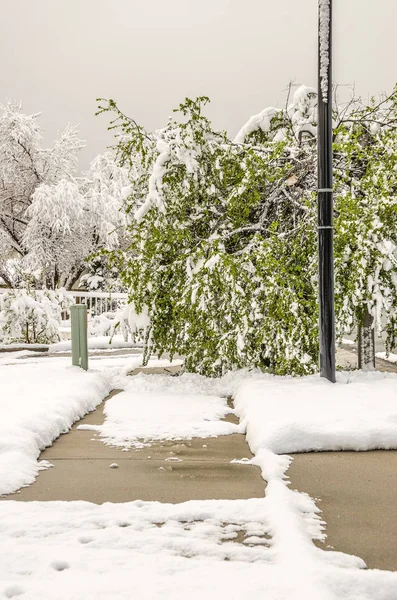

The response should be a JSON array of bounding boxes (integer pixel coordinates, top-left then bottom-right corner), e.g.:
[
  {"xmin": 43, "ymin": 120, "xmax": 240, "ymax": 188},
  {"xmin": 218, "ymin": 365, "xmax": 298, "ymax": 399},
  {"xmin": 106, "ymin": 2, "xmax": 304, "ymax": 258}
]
[
  {"xmin": 4, "ymin": 390, "xmax": 265, "ymax": 504},
  {"xmin": 288, "ymin": 450, "xmax": 397, "ymax": 571}
]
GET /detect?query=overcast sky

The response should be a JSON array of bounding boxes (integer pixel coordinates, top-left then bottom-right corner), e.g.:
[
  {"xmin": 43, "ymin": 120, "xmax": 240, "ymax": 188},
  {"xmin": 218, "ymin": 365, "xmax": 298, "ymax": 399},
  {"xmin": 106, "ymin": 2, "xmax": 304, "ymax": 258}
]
[{"xmin": 1, "ymin": 0, "xmax": 396, "ymax": 170}]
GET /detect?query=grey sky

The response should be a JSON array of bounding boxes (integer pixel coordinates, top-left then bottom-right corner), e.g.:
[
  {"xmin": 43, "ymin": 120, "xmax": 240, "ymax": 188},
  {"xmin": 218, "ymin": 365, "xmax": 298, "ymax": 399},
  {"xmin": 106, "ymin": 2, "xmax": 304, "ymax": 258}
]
[{"xmin": 1, "ymin": 0, "xmax": 396, "ymax": 170}]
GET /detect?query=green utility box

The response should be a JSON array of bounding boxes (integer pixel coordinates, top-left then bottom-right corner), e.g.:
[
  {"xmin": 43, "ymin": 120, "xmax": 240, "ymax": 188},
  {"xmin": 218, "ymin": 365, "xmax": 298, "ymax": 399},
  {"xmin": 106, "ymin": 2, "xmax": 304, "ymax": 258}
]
[{"xmin": 70, "ymin": 304, "xmax": 88, "ymax": 371}]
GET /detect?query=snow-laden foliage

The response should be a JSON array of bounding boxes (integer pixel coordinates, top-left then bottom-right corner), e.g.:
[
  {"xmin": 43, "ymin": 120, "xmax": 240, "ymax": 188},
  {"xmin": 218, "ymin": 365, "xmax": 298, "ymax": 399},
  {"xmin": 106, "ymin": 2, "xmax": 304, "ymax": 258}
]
[
  {"xmin": 0, "ymin": 289, "xmax": 70, "ymax": 344},
  {"xmin": 0, "ymin": 102, "xmax": 129, "ymax": 289},
  {"xmin": 99, "ymin": 85, "xmax": 397, "ymax": 376}
]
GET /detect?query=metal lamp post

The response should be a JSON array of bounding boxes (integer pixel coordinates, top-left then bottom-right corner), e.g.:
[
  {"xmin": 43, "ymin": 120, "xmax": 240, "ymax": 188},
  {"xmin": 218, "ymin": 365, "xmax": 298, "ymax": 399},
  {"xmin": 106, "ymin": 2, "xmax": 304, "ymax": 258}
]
[{"xmin": 318, "ymin": 0, "xmax": 336, "ymax": 382}]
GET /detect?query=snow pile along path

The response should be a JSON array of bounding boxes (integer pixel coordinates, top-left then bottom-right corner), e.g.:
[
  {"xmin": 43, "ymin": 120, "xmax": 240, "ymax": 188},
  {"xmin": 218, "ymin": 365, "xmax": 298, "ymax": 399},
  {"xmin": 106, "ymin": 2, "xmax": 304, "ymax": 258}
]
[
  {"xmin": 78, "ymin": 372, "xmax": 243, "ymax": 448},
  {"xmin": 0, "ymin": 358, "xmax": 114, "ymax": 495},
  {"xmin": 234, "ymin": 370, "xmax": 397, "ymax": 454}
]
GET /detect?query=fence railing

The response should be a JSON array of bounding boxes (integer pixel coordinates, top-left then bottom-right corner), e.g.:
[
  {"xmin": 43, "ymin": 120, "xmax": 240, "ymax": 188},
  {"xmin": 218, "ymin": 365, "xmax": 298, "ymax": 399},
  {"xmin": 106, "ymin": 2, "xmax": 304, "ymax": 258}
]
[{"xmin": 63, "ymin": 291, "xmax": 129, "ymax": 319}]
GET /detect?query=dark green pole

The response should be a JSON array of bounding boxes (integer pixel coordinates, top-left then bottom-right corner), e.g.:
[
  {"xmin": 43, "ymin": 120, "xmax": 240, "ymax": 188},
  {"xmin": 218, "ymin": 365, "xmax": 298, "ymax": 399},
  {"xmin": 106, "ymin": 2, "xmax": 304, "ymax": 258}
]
[
  {"xmin": 70, "ymin": 304, "xmax": 88, "ymax": 371},
  {"xmin": 318, "ymin": 0, "xmax": 336, "ymax": 382}
]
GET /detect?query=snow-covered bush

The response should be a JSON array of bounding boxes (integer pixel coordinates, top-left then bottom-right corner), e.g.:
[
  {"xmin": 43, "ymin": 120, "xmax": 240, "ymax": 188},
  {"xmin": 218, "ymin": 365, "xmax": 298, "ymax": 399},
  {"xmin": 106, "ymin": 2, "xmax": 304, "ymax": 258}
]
[
  {"xmin": 0, "ymin": 289, "xmax": 70, "ymax": 344},
  {"xmin": 98, "ymin": 85, "xmax": 397, "ymax": 376},
  {"xmin": 88, "ymin": 303, "xmax": 149, "ymax": 346}
]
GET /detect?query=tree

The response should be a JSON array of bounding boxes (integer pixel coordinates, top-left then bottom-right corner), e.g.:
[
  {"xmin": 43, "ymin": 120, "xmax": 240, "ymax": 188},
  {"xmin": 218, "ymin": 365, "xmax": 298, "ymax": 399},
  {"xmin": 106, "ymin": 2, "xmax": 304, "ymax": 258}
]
[
  {"xmin": 0, "ymin": 102, "xmax": 129, "ymax": 289},
  {"xmin": 78, "ymin": 152, "xmax": 131, "ymax": 291},
  {"xmin": 99, "ymin": 85, "xmax": 397, "ymax": 376},
  {"xmin": 0, "ymin": 101, "xmax": 83, "ymax": 287}
]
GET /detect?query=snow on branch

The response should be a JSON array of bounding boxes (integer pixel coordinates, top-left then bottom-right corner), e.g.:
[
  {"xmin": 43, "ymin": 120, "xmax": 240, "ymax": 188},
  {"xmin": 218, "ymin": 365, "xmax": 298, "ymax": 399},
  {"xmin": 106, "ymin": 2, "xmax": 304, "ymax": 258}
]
[
  {"xmin": 233, "ymin": 107, "xmax": 278, "ymax": 144},
  {"xmin": 134, "ymin": 140, "xmax": 170, "ymax": 222}
]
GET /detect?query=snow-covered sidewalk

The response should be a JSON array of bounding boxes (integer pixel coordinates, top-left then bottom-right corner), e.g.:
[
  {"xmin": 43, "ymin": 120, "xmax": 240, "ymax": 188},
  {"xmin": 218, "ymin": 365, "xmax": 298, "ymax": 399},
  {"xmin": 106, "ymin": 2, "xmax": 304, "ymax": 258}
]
[
  {"xmin": 0, "ymin": 351, "xmax": 178, "ymax": 495},
  {"xmin": 1, "ymin": 357, "xmax": 397, "ymax": 598},
  {"xmin": 1, "ymin": 498, "xmax": 396, "ymax": 600},
  {"xmin": 77, "ymin": 371, "xmax": 243, "ymax": 448},
  {"xmin": 0, "ymin": 357, "xmax": 111, "ymax": 495}
]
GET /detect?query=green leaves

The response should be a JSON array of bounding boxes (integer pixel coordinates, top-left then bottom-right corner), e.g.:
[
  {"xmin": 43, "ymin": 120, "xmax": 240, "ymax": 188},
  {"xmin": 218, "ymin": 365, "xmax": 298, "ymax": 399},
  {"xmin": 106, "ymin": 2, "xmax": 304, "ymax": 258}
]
[{"xmin": 100, "ymin": 86, "xmax": 397, "ymax": 377}]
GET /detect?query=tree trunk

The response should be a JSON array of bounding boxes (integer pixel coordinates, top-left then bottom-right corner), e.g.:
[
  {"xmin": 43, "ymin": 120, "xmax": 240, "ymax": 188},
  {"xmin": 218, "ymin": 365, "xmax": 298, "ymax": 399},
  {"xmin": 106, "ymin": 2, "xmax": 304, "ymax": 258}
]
[
  {"xmin": 64, "ymin": 265, "xmax": 86, "ymax": 291},
  {"xmin": 358, "ymin": 308, "xmax": 375, "ymax": 371},
  {"xmin": 0, "ymin": 270, "xmax": 13, "ymax": 288}
]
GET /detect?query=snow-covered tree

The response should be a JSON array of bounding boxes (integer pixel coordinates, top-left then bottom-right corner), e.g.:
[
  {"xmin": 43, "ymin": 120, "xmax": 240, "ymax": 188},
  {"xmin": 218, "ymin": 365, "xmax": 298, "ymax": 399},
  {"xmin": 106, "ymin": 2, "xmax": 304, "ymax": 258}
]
[
  {"xmin": 0, "ymin": 102, "xmax": 129, "ymax": 289},
  {"xmin": 99, "ymin": 85, "xmax": 397, "ymax": 376},
  {"xmin": 0, "ymin": 102, "xmax": 83, "ymax": 287},
  {"xmin": 78, "ymin": 152, "xmax": 130, "ymax": 291},
  {"xmin": 23, "ymin": 152, "xmax": 130, "ymax": 289}
]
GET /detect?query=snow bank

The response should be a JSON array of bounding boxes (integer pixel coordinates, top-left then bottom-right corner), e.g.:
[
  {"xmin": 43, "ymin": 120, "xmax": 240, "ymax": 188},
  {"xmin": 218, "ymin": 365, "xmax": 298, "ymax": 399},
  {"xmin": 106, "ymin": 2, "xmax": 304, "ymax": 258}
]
[
  {"xmin": 78, "ymin": 372, "xmax": 242, "ymax": 447},
  {"xmin": 0, "ymin": 359, "xmax": 113, "ymax": 495},
  {"xmin": 49, "ymin": 334, "xmax": 143, "ymax": 352},
  {"xmin": 234, "ymin": 371, "xmax": 397, "ymax": 454}
]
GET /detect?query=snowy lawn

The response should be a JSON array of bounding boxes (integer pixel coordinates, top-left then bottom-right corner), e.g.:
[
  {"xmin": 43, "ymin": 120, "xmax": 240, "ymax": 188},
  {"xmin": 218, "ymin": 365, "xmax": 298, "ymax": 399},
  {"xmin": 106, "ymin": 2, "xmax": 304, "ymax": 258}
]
[
  {"xmin": 0, "ymin": 357, "xmax": 114, "ymax": 495},
  {"xmin": 235, "ymin": 370, "xmax": 397, "ymax": 454}
]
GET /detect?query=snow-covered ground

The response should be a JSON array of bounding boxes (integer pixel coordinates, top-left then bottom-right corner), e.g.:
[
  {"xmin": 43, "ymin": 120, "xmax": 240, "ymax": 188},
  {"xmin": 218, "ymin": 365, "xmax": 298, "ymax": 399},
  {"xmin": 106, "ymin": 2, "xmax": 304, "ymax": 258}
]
[
  {"xmin": 0, "ymin": 335, "xmax": 143, "ymax": 354},
  {"xmin": 235, "ymin": 370, "xmax": 397, "ymax": 453},
  {"xmin": 2, "ymin": 498, "xmax": 396, "ymax": 600},
  {"xmin": 0, "ymin": 351, "xmax": 178, "ymax": 495},
  {"xmin": 0, "ymin": 353, "xmax": 120, "ymax": 495},
  {"xmin": 78, "ymin": 372, "xmax": 243, "ymax": 448},
  {"xmin": 376, "ymin": 351, "xmax": 397, "ymax": 364},
  {"xmin": 1, "ymin": 356, "xmax": 397, "ymax": 598},
  {"xmin": 49, "ymin": 335, "xmax": 143, "ymax": 352}
]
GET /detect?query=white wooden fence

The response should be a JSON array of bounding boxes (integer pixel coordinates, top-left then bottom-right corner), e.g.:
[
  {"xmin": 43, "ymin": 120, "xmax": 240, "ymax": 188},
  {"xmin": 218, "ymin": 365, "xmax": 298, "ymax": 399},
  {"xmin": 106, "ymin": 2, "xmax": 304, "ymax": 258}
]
[{"xmin": 63, "ymin": 291, "xmax": 129, "ymax": 319}]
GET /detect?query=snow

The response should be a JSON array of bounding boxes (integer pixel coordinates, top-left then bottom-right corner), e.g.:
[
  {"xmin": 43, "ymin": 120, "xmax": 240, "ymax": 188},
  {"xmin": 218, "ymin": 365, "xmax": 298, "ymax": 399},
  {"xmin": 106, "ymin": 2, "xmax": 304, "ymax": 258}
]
[
  {"xmin": 0, "ymin": 358, "xmax": 114, "ymax": 495},
  {"xmin": 319, "ymin": 0, "xmax": 331, "ymax": 102},
  {"xmin": 342, "ymin": 338, "xmax": 355, "ymax": 345},
  {"xmin": 234, "ymin": 370, "xmax": 397, "ymax": 454},
  {"xmin": 376, "ymin": 351, "xmax": 397, "ymax": 364},
  {"xmin": 1, "ymin": 361, "xmax": 397, "ymax": 598},
  {"xmin": 78, "ymin": 372, "xmax": 241, "ymax": 448},
  {"xmin": 0, "ymin": 289, "xmax": 68, "ymax": 345},
  {"xmin": 234, "ymin": 85, "xmax": 317, "ymax": 145},
  {"xmin": 1, "ymin": 495, "xmax": 397, "ymax": 599},
  {"xmin": 233, "ymin": 107, "xmax": 278, "ymax": 144},
  {"xmin": 0, "ymin": 349, "xmax": 157, "ymax": 495},
  {"xmin": 49, "ymin": 335, "xmax": 143, "ymax": 352},
  {"xmin": 135, "ymin": 139, "xmax": 170, "ymax": 221}
]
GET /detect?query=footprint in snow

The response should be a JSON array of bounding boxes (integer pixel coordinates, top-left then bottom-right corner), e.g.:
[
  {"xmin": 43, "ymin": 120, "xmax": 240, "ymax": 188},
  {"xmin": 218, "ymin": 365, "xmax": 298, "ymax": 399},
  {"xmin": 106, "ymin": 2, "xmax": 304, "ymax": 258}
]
[
  {"xmin": 4, "ymin": 586, "xmax": 25, "ymax": 598},
  {"xmin": 78, "ymin": 536, "xmax": 94, "ymax": 544},
  {"xmin": 51, "ymin": 560, "xmax": 70, "ymax": 571}
]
